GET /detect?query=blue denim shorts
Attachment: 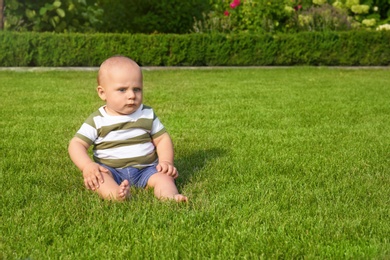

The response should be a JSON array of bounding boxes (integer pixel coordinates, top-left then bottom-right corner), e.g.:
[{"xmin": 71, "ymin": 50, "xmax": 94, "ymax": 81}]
[{"xmin": 100, "ymin": 164, "xmax": 158, "ymax": 188}]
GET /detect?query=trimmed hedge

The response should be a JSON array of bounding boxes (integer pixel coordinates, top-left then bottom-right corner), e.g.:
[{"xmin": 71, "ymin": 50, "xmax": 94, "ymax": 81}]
[{"xmin": 0, "ymin": 31, "xmax": 389, "ymax": 66}]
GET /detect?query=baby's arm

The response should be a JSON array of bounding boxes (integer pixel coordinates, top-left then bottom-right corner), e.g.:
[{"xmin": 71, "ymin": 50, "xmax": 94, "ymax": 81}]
[
  {"xmin": 68, "ymin": 137, "xmax": 109, "ymax": 190},
  {"xmin": 153, "ymin": 133, "xmax": 178, "ymax": 179}
]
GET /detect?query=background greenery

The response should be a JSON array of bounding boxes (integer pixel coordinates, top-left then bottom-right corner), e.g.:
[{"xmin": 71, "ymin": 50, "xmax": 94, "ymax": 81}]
[
  {"xmin": 2, "ymin": 1, "xmax": 389, "ymax": 68},
  {"xmin": 2, "ymin": 0, "xmax": 211, "ymax": 33},
  {"xmin": 96, "ymin": 0, "xmax": 211, "ymax": 34},
  {"xmin": 199, "ymin": 0, "xmax": 390, "ymax": 33},
  {"xmin": 2, "ymin": 0, "xmax": 390, "ymax": 33},
  {"xmin": 1, "ymin": 68, "xmax": 389, "ymax": 259},
  {"xmin": 1, "ymin": 31, "xmax": 389, "ymax": 66}
]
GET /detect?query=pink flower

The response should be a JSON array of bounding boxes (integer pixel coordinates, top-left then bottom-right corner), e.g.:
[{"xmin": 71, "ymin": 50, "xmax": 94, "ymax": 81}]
[
  {"xmin": 230, "ymin": 0, "xmax": 241, "ymax": 9},
  {"xmin": 294, "ymin": 5, "xmax": 302, "ymax": 11},
  {"xmin": 224, "ymin": 10, "xmax": 230, "ymax": 16}
]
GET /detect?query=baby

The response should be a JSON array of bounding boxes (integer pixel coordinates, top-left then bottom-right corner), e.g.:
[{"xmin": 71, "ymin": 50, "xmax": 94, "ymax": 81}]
[{"xmin": 68, "ymin": 56, "xmax": 187, "ymax": 202}]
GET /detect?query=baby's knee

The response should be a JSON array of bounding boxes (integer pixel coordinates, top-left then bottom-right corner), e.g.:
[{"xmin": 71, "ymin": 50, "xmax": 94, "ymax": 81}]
[{"xmin": 147, "ymin": 172, "xmax": 174, "ymax": 187}]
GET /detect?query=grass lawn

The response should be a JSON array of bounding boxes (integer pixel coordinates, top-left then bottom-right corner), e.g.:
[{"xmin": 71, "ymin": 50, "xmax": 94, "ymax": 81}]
[{"xmin": 1, "ymin": 67, "xmax": 389, "ymax": 259}]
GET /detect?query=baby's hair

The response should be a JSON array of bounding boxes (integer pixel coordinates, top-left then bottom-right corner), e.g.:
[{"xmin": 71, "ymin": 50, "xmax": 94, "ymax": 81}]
[{"xmin": 97, "ymin": 55, "xmax": 139, "ymax": 85}]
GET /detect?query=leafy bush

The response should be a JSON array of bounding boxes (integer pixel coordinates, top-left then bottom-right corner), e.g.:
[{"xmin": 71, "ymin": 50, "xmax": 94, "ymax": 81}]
[
  {"xmin": 96, "ymin": 0, "xmax": 212, "ymax": 34},
  {"xmin": 3, "ymin": 0, "xmax": 389, "ymax": 33},
  {"xmin": 193, "ymin": 0, "xmax": 293, "ymax": 33},
  {"xmin": 289, "ymin": 4, "xmax": 352, "ymax": 31},
  {"xmin": 3, "ymin": 0, "xmax": 211, "ymax": 34},
  {"xmin": 1, "ymin": 31, "xmax": 389, "ymax": 66},
  {"xmin": 4, "ymin": 0, "xmax": 103, "ymax": 32},
  {"xmin": 195, "ymin": 0, "xmax": 390, "ymax": 33}
]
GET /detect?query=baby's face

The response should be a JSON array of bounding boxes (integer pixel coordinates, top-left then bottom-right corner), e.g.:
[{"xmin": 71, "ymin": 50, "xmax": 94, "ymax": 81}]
[{"xmin": 98, "ymin": 64, "xmax": 143, "ymax": 116}]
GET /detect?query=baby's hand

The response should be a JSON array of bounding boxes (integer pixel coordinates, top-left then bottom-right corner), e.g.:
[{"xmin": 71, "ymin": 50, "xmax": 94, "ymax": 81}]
[
  {"xmin": 156, "ymin": 161, "xmax": 178, "ymax": 179},
  {"xmin": 82, "ymin": 162, "xmax": 109, "ymax": 190}
]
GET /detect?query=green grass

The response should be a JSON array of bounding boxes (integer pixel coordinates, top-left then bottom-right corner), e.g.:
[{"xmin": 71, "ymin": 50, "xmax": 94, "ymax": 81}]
[{"xmin": 1, "ymin": 67, "xmax": 389, "ymax": 259}]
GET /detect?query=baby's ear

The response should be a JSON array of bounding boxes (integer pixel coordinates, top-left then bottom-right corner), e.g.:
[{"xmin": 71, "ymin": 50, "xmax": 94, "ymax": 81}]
[{"xmin": 97, "ymin": 86, "xmax": 106, "ymax": 101}]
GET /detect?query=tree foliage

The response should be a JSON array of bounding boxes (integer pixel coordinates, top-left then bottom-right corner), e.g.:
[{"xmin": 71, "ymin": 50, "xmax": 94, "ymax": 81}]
[
  {"xmin": 0, "ymin": 0, "xmax": 4, "ymax": 30},
  {"xmin": 4, "ymin": 0, "xmax": 103, "ymax": 32},
  {"xmin": 193, "ymin": 0, "xmax": 390, "ymax": 33},
  {"xmin": 2, "ymin": 0, "xmax": 211, "ymax": 33},
  {"xmin": 96, "ymin": 0, "xmax": 212, "ymax": 34},
  {"xmin": 1, "ymin": 0, "xmax": 389, "ymax": 33}
]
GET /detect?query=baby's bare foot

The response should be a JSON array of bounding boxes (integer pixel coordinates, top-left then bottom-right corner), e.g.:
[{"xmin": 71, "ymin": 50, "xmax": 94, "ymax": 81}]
[
  {"xmin": 118, "ymin": 180, "xmax": 130, "ymax": 200},
  {"xmin": 173, "ymin": 194, "xmax": 188, "ymax": 202}
]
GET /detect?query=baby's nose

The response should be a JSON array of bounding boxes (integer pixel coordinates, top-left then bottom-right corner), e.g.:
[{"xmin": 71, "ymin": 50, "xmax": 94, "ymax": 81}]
[{"xmin": 128, "ymin": 90, "xmax": 135, "ymax": 98}]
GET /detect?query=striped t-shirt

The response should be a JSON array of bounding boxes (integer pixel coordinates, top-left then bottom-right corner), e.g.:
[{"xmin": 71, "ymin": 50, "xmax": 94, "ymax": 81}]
[{"xmin": 75, "ymin": 104, "xmax": 166, "ymax": 169}]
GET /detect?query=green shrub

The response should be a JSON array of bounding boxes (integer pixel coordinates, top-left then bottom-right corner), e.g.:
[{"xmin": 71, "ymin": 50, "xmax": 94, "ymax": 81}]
[
  {"xmin": 4, "ymin": 0, "xmax": 103, "ymax": 33},
  {"xmin": 3, "ymin": 0, "xmax": 211, "ymax": 34},
  {"xmin": 194, "ymin": 0, "xmax": 293, "ymax": 33},
  {"xmin": 289, "ymin": 4, "xmax": 353, "ymax": 32},
  {"xmin": 0, "ymin": 32, "xmax": 34, "ymax": 66},
  {"xmin": 96, "ymin": 0, "xmax": 212, "ymax": 34},
  {"xmin": 198, "ymin": 0, "xmax": 390, "ymax": 33},
  {"xmin": 0, "ymin": 31, "xmax": 389, "ymax": 66}
]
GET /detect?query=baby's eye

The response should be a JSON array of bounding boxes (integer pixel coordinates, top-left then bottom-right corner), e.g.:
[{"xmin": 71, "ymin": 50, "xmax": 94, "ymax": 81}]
[
  {"xmin": 134, "ymin": 88, "xmax": 142, "ymax": 92},
  {"xmin": 118, "ymin": 88, "xmax": 126, "ymax": 92}
]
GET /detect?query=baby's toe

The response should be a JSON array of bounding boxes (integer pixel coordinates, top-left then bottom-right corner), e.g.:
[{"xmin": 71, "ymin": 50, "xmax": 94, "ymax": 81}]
[{"xmin": 174, "ymin": 194, "xmax": 188, "ymax": 202}]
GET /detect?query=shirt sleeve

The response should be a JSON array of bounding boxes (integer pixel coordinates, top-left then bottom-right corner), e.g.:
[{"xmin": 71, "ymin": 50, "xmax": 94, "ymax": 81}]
[
  {"xmin": 74, "ymin": 113, "xmax": 98, "ymax": 145},
  {"xmin": 150, "ymin": 113, "xmax": 167, "ymax": 138}
]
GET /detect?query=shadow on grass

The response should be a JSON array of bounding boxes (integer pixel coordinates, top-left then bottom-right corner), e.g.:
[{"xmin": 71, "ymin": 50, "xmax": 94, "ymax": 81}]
[{"xmin": 174, "ymin": 148, "xmax": 227, "ymax": 187}]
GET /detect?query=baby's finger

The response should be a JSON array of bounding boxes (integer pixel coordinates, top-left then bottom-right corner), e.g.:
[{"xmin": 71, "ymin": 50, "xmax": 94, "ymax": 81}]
[
  {"xmin": 84, "ymin": 179, "xmax": 90, "ymax": 190},
  {"xmin": 85, "ymin": 179, "xmax": 95, "ymax": 190},
  {"xmin": 165, "ymin": 168, "xmax": 173, "ymax": 176},
  {"xmin": 99, "ymin": 166, "xmax": 109, "ymax": 174},
  {"xmin": 88, "ymin": 176, "xmax": 99, "ymax": 190},
  {"xmin": 159, "ymin": 164, "xmax": 168, "ymax": 173},
  {"xmin": 172, "ymin": 169, "xmax": 179, "ymax": 179},
  {"xmin": 96, "ymin": 171, "xmax": 105, "ymax": 184}
]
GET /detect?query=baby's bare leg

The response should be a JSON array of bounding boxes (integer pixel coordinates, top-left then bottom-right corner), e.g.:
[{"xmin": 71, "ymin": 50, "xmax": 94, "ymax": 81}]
[
  {"xmin": 147, "ymin": 172, "xmax": 188, "ymax": 202},
  {"xmin": 96, "ymin": 173, "xmax": 130, "ymax": 201}
]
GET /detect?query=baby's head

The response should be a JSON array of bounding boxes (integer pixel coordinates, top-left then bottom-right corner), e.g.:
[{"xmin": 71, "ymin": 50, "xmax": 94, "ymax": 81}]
[{"xmin": 97, "ymin": 56, "xmax": 143, "ymax": 116}]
